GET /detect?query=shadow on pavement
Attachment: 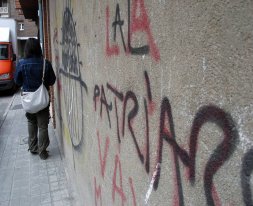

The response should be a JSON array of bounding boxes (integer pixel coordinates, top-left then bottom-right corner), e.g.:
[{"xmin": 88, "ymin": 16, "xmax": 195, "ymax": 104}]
[{"xmin": 0, "ymin": 87, "xmax": 20, "ymax": 97}]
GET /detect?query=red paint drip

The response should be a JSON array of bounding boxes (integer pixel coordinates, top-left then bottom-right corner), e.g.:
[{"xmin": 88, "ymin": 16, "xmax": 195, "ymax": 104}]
[
  {"xmin": 112, "ymin": 155, "xmax": 126, "ymax": 206},
  {"xmin": 129, "ymin": 177, "xmax": 137, "ymax": 206},
  {"xmin": 97, "ymin": 131, "xmax": 110, "ymax": 178},
  {"xmin": 148, "ymin": 101, "xmax": 156, "ymax": 115},
  {"xmin": 163, "ymin": 127, "xmax": 172, "ymax": 138},
  {"xmin": 94, "ymin": 97, "xmax": 100, "ymax": 111},
  {"xmin": 94, "ymin": 176, "xmax": 102, "ymax": 206},
  {"xmin": 212, "ymin": 184, "xmax": 222, "ymax": 206}
]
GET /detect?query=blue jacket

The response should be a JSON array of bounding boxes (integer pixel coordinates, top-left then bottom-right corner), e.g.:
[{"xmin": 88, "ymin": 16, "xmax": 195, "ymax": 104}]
[{"xmin": 14, "ymin": 57, "xmax": 56, "ymax": 92}]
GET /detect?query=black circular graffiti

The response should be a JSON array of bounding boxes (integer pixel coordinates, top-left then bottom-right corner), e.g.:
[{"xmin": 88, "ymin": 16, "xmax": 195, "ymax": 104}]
[
  {"xmin": 60, "ymin": 7, "xmax": 87, "ymax": 150},
  {"xmin": 62, "ymin": 8, "xmax": 78, "ymax": 75}
]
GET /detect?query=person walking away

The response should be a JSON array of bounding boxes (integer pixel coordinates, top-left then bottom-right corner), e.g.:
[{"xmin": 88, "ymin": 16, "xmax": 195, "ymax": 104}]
[{"xmin": 14, "ymin": 38, "xmax": 56, "ymax": 160}]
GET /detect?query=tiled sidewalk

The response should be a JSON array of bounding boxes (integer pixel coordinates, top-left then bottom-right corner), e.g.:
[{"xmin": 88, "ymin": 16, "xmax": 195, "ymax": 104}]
[{"xmin": 0, "ymin": 93, "xmax": 79, "ymax": 206}]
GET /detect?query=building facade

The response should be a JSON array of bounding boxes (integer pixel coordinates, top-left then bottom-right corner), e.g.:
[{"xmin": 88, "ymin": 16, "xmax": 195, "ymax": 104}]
[
  {"xmin": 0, "ymin": 0, "xmax": 37, "ymax": 57},
  {"xmin": 0, "ymin": 0, "xmax": 8, "ymax": 18}
]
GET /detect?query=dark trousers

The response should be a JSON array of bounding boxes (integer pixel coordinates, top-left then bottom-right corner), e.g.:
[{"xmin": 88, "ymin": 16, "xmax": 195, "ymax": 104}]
[{"xmin": 25, "ymin": 106, "xmax": 50, "ymax": 154}]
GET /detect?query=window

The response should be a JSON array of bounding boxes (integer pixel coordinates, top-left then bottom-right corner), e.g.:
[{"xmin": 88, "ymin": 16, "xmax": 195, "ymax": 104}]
[
  {"xmin": 19, "ymin": 23, "xmax": 24, "ymax": 31},
  {"xmin": 0, "ymin": 0, "xmax": 8, "ymax": 16},
  {"xmin": 0, "ymin": 44, "xmax": 9, "ymax": 60},
  {"xmin": 0, "ymin": 0, "xmax": 8, "ymax": 7}
]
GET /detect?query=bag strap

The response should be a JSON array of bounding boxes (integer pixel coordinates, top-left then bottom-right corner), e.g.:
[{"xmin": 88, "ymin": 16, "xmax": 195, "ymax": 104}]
[{"xmin": 42, "ymin": 59, "xmax": 46, "ymax": 82}]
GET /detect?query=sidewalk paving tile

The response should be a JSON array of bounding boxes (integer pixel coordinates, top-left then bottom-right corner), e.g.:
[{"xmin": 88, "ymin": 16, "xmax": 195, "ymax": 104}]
[{"xmin": 0, "ymin": 93, "xmax": 80, "ymax": 206}]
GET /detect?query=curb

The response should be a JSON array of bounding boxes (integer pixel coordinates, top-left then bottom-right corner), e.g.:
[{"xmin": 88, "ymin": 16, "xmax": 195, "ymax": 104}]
[{"xmin": 0, "ymin": 92, "xmax": 16, "ymax": 129}]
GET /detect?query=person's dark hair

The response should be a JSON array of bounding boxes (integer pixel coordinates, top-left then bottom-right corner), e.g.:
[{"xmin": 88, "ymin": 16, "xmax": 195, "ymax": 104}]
[{"xmin": 24, "ymin": 38, "xmax": 42, "ymax": 58}]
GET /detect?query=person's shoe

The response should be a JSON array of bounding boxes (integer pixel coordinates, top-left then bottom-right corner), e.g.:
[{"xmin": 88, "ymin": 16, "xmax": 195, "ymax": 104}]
[
  {"xmin": 28, "ymin": 148, "xmax": 38, "ymax": 155},
  {"xmin": 39, "ymin": 150, "xmax": 49, "ymax": 160},
  {"xmin": 30, "ymin": 151, "xmax": 38, "ymax": 155}
]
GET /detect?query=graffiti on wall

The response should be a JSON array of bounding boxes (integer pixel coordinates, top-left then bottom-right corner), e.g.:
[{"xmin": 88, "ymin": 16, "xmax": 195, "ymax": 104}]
[
  {"xmin": 241, "ymin": 148, "xmax": 253, "ymax": 206},
  {"xmin": 59, "ymin": 1, "xmax": 88, "ymax": 151},
  {"xmin": 54, "ymin": 1, "xmax": 253, "ymax": 205},
  {"xmin": 93, "ymin": 71, "xmax": 240, "ymax": 206},
  {"xmin": 106, "ymin": 0, "xmax": 160, "ymax": 62}
]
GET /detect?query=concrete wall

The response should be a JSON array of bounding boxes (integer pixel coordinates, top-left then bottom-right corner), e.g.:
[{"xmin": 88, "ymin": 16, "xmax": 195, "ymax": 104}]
[{"xmin": 49, "ymin": 0, "xmax": 253, "ymax": 205}]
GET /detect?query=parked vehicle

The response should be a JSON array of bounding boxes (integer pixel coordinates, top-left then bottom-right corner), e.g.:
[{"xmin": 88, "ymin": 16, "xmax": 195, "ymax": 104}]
[{"xmin": 0, "ymin": 18, "xmax": 17, "ymax": 91}]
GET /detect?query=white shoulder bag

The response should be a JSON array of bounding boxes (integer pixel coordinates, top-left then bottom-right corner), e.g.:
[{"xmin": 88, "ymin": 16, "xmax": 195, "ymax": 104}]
[{"xmin": 21, "ymin": 59, "xmax": 49, "ymax": 113}]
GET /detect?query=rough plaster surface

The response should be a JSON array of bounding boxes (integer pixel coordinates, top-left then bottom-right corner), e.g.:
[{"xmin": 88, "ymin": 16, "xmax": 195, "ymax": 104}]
[{"xmin": 49, "ymin": 0, "xmax": 253, "ymax": 205}]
